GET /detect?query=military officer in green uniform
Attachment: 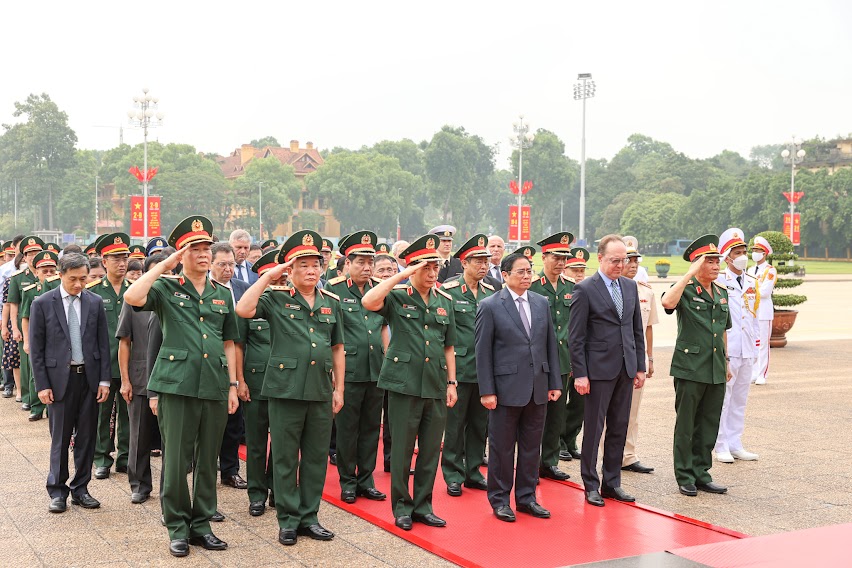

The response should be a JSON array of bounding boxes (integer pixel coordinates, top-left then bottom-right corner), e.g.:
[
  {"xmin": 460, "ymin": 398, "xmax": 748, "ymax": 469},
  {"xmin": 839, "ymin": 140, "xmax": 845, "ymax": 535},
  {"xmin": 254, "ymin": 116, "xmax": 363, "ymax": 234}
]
[
  {"xmin": 260, "ymin": 238, "xmax": 278, "ymax": 252},
  {"xmin": 125, "ymin": 216, "xmax": 240, "ymax": 558},
  {"xmin": 440, "ymin": 233, "xmax": 495, "ymax": 496},
  {"xmin": 236, "ymin": 230, "xmax": 345, "ymax": 546},
  {"xmin": 236, "ymin": 250, "xmax": 282, "ymax": 517},
  {"xmin": 362, "ymin": 234, "xmax": 458, "ymax": 531},
  {"xmin": 128, "ymin": 245, "xmax": 147, "ymax": 261},
  {"xmin": 19, "ymin": 250, "xmax": 60, "ymax": 421},
  {"xmin": 88, "ymin": 233, "xmax": 132, "ymax": 480},
  {"xmin": 327, "ymin": 231, "xmax": 389, "ymax": 504},
  {"xmin": 661, "ymin": 235, "xmax": 732, "ymax": 497},
  {"xmin": 321, "ymin": 238, "xmax": 338, "ymax": 281},
  {"xmin": 560, "ymin": 246, "xmax": 589, "ymax": 458},
  {"xmin": 5, "ymin": 235, "xmax": 44, "ymax": 411},
  {"xmin": 528, "ymin": 233, "xmax": 576, "ymax": 481}
]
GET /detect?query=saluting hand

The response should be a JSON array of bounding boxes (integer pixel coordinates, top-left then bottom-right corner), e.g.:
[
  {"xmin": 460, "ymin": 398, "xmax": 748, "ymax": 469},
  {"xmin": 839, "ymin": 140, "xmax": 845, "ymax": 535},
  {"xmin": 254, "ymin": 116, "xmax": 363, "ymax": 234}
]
[
  {"xmin": 160, "ymin": 244, "xmax": 190, "ymax": 272},
  {"xmin": 266, "ymin": 257, "xmax": 296, "ymax": 282},
  {"xmin": 686, "ymin": 256, "xmax": 706, "ymax": 278},
  {"xmin": 400, "ymin": 261, "xmax": 429, "ymax": 278}
]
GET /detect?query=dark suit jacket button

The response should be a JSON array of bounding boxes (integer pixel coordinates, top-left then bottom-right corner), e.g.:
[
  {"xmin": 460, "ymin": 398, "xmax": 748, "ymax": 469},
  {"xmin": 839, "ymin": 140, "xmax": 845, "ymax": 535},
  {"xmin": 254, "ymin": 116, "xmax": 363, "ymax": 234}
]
[{"xmin": 530, "ymin": 363, "xmax": 533, "ymax": 367}]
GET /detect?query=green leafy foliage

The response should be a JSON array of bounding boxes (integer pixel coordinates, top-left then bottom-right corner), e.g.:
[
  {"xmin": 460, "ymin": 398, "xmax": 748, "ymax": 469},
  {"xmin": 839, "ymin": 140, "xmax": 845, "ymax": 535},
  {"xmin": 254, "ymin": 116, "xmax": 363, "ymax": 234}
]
[{"xmin": 757, "ymin": 230, "xmax": 807, "ymax": 308}]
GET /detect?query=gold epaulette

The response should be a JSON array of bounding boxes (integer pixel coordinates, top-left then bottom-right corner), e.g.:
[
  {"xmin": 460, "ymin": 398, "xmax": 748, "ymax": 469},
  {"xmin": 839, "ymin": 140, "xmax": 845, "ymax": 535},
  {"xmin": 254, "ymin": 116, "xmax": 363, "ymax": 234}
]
[
  {"xmin": 319, "ymin": 288, "xmax": 340, "ymax": 301},
  {"xmin": 442, "ymin": 280, "xmax": 461, "ymax": 290},
  {"xmin": 638, "ymin": 281, "xmax": 652, "ymax": 289},
  {"xmin": 435, "ymin": 288, "xmax": 453, "ymax": 300},
  {"xmin": 159, "ymin": 274, "xmax": 181, "ymax": 279},
  {"xmin": 85, "ymin": 279, "xmax": 102, "ymax": 288},
  {"xmin": 22, "ymin": 283, "xmax": 39, "ymax": 292},
  {"xmin": 269, "ymin": 285, "xmax": 291, "ymax": 291},
  {"xmin": 480, "ymin": 281, "xmax": 495, "ymax": 291},
  {"xmin": 392, "ymin": 284, "xmax": 409, "ymax": 290},
  {"xmin": 713, "ymin": 282, "xmax": 724, "ymax": 291},
  {"xmin": 327, "ymin": 275, "xmax": 346, "ymax": 286},
  {"xmin": 371, "ymin": 276, "xmax": 383, "ymax": 284},
  {"xmin": 46, "ymin": 275, "xmax": 61, "ymax": 282},
  {"xmin": 562, "ymin": 276, "xmax": 575, "ymax": 284}
]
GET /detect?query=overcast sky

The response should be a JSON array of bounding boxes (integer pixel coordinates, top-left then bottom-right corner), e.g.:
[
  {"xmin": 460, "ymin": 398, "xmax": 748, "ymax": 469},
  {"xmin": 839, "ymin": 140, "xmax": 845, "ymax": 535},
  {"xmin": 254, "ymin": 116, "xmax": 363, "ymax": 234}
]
[{"xmin": 3, "ymin": 0, "xmax": 850, "ymax": 169}]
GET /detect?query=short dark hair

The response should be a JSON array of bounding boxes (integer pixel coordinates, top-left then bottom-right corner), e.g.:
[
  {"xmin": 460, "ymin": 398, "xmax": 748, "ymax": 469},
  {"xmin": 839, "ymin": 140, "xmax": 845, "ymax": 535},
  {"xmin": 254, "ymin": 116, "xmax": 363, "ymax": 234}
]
[
  {"xmin": 144, "ymin": 253, "xmax": 167, "ymax": 272},
  {"xmin": 501, "ymin": 253, "xmax": 531, "ymax": 274},
  {"xmin": 59, "ymin": 253, "xmax": 91, "ymax": 274},
  {"xmin": 597, "ymin": 234, "xmax": 624, "ymax": 256},
  {"xmin": 88, "ymin": 256, "xmax": 104, "ymax": 271},
  {"xmin": 11, "ymin": 234, "xmax": 25, "ymax": 246},
  {"xmin": 128, "ymin": 260, "xmax": 144, "ymax": 272},
  {"xmin": 63, "ymin": 244, "xmax": 82, "ymax": 255},
  {"xmin": 210, "ymin": 242, "xmax": 234, "ymax": 259},
  {"xmin": 249, "ymin": 243, "xmax": 262, "ymax": 252},
  {"xmin": 336, "ymin": 256, "xmax": 347, "ymax": 271},
  {"xmin": 374, "ymin": 254, "xmax": 395, "ymax": 266}
]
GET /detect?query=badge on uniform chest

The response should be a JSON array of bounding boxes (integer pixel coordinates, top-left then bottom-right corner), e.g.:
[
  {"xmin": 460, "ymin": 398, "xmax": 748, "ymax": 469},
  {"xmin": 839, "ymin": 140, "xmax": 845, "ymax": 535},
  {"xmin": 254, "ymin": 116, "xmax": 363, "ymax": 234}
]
[
  {"xmin": 212, "ymin": 299, "xmax": 226, "ymax": 306},
  {"xmin": 102, "ymin": 298, "xmax": 110, "ymax": 303},
  {"xmin": 402, "ymin": 304, "xmax": 417, "ymax": 311},
  {"xmin": 174, "ymin": 292, "xmax": 190, "ymax": 300},
  {"xmin": 285, "ymin": 303, "xmax": 301, "ymax": 310},
  {"xmin": 342, "ymin": 298, "xmax": 356, "ymax": 304},
  {"xmin": 320, "ymin": 306, "xmax": 332, "ymax": 315},
  {"xmin": 564, "ymin": 293, "xmax": 572, "ymax": 300},
  {"xmin": 720, "ymin": 298, "xmax": 727, "ymax": 304},
  {"xmin": 436, "ymin": 307, "xmax": 447, "ymax": 316}
]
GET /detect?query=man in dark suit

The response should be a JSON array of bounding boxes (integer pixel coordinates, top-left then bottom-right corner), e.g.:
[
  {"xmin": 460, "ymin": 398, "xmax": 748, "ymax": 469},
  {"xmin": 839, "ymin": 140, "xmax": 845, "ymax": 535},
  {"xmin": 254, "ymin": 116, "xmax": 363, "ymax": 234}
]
[
  {"xmin": 569, "ymin": 235, "xmax": 646, "ymax": 507},
  {"xmin": 30, "ymin": 252, "xmax": 112, "ymax": 513},
  {"xmin": 210, "ymin": 242, "xmax": 250, "ymax": 490},
  {"xmin": 485, "ymin": 235, "xmax": 505, "ymax": 290},
  {"xmin": 229, "ymin": 229, "xmax": 258, "ymax": 284},
  {"xmin": 475, "ymin": 252, "xmax": 562, "ymax": 523}
]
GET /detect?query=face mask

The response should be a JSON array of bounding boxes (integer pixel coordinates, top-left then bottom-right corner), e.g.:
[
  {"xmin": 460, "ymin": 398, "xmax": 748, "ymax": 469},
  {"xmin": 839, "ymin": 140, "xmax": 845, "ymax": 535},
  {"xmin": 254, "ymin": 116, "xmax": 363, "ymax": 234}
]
[
  {"xmin": 731, "ymin": 256, "xmax": 748, "ymax": 271},
  {"xmin": 751, "ymin": 252, "xmax": 765, "ymax": 263}
]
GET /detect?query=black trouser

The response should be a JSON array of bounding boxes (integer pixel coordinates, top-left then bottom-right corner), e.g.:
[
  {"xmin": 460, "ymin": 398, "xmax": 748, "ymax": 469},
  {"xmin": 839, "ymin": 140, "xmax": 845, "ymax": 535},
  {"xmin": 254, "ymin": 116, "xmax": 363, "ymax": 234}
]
[
  {"xmin": 127, "ymin": 392, "xmax": 155, "ymax": 496},
  {"xmin": 46, "ymin": 368, "xmax": 97, "ymax": 500},
  {"xmin": 219, "ymin": 401, "xmax": 244, "ymax": 479},
  {"xmin": 580, "ymin": 367, "xmax": 633, "ymax": 492}
]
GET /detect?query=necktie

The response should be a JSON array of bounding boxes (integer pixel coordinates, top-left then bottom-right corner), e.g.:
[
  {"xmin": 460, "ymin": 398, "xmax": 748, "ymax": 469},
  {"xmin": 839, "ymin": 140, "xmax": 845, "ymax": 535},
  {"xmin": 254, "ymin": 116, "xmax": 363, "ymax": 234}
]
[
  {"xmin": 67, "ymin": 295, "xmax": 84, "ymax": 363},
  {"xmin": 493, "ymin": 266, "xmax": 502, "ymax": 282},
  {"xmin": 610, "ymin": 280, "xmax": 623, "ymax": 319},
  {"xmin": 516, "ymin": 297, "xmax": 531, "ymax": 336},
  {"xmin": 237, "ymin": 264, "xmax": 245, "ymax": 282},
  {"xmin": 736, "ymin": 275, "xmax": 743, "ymax": 289}
]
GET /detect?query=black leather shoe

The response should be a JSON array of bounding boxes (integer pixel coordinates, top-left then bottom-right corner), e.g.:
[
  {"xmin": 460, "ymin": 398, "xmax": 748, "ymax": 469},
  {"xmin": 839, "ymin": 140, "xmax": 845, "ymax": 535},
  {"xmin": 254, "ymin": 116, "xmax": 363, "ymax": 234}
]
[
  {"xmin": 21, "ymin": 403, "xmax": 30, "ymax": 411},
  {"xmin": 71, "ymin": 493, "xmax": 101, "ymax": 509},
  {"xmin": 539, "ymin": 465, "xmax": 570, "ymax": 481},
  {"xmin": 493, "ymin": 505, "xmax": 515, "ymax": 522},
  {"xmin": 412, "ymin": 512, "xmax": 446, "ymax": 527},
  {"xmin": 169, "ymin": 539, "xmax": 189, "ymax": 557},
  {"xmin": 446, "ymin": 482, "xmax": 462, "ymax": 497},
  {"xmin": 517, "ymin": 501, "xmax": 551, "ymax": 518},
  {"xmin": 27, "ymin": 413, "xmax": 43, "ymax": 422},
  {"xmin": 222, "ymin": 474, "xmax": 247, "ymax": 489},
  {"xmin": 297, "ymin": 523, "xmax": 334, "ymax": 540},
  {"xmin": 116, "ymin": 465, "xmax": 128, "ymax": 474},
  {"xmin": 48, "ymin": 497, "xmax": 67, "ymax": 513},
  {"xmin": 131, "ymin": 492, "xmax": 150, "ymax": 504},
  {"xmin": 210, "ymin": 510, "xmax": 225, "ymax": 522},
  {"xmin": 189, "ymin": 533, "xmax": 228, "ymax": 550},
  {"xmin": 463, "ymin": 479, "xmax": 488, "ymax": 491},
  {"xmin": 622, "ymin": 462, "xmax": 655, "ymax": 474},
  {"xmin": 278, "ymin": 528, "xmax": 297, "ymax": 545},
  {"xmin": 696, "ymin": 481, "xmax": 728, "ymax": 494},
  {"xmin": 585, "ymin": 490, "xmax": 605, "ymax": 507},
  {"xmin": 94, "ymin": 467, "xmax": 110, "ymax": 480},
  {"xmin": 356, "ymin": 487, "xmax": 386, "ymax": 500},
  {"xmin": 395, "ymin": 515, "xmax": 412, "ymax": 531},
  {"xmin": 558, "ymin": 449, "xmax": 574, "ymax": 461},
  {"xmin": 602, "ymin": 486, "xmax": 636, "ymax": 502},
  {"xmin": 679, "ymin": 484, "xmax": 698, "ymax": 497},
  {"xmin": 249, "ymin": 501, "xmax": 266, "ymax": 516},
  {"xmin": 341, "ymin": 490, "xmax": 356, "ymax": 504},
  {"xmin": 328, "ymin": 453, "xmax": 337, "ymax": 466},
  {"xmin": 268, "ymin": 494, "xmax": 276, "ymax": 508},
  {"xmin": 568, "ymin": 448, "xmax": 581, "ymax": 459}
]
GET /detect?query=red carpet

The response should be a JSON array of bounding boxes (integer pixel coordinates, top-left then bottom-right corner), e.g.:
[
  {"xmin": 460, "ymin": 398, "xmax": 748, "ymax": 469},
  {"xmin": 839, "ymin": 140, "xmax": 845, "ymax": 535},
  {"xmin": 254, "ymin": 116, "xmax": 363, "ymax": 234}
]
[{"xmin": 670, "ymin": 523, "xmax": 851, "ymax": 567}]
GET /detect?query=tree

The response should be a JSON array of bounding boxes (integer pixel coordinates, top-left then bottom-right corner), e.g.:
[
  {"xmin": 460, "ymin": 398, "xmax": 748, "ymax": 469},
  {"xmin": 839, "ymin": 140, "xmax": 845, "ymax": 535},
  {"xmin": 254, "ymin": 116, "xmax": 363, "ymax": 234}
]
[
  {"xmin": 230, "ymin": 157, "xmax": 301, "ymax": 238},
  {"xmin": 0, "ymin": 93, "xmax": 77, "ymax": 230},
  {"xmin": 621, "ymin": 192, "xmax": 688, "ymax": 246},
  {"xmin": 56, "ymin": 149, "xmax": 100, "ymax": 233},
  {"xmin": 249, "ymin": 136, "xmax": 281, "ymax": 148}
]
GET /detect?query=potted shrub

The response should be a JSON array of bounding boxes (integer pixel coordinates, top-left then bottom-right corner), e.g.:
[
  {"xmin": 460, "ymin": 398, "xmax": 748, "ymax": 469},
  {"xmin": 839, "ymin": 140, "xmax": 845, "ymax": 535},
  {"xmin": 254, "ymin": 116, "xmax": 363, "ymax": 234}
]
[
  {"xmin": 655, "ymin": 259, "xmax": 671, "ymax": 278},
  {"xmin": 754, "ymin": 231, "xmax": 806, "ymax": 347}
]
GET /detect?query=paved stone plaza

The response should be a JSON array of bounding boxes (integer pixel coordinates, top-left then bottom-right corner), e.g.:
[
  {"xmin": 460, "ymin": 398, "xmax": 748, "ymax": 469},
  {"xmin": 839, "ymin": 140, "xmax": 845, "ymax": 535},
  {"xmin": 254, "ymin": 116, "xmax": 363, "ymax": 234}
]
[{"xmin": 1, "ymin": 277, "xmax": 850, "ymax": 566}]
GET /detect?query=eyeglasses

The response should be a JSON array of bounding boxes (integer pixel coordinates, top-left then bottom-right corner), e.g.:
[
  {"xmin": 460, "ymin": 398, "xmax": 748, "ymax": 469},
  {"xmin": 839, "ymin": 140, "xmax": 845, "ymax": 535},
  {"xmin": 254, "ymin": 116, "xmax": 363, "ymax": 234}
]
[
  {"xmin": 214, "ymin": 262, "xmax": 236, "ymax": 269},
  {"xmin": 606, "ymin": 258, "xmax": 630, "ymax": 265},
  {"xmin": 509, "ymin": 269, "xmax": 534, "ymax": 276}
]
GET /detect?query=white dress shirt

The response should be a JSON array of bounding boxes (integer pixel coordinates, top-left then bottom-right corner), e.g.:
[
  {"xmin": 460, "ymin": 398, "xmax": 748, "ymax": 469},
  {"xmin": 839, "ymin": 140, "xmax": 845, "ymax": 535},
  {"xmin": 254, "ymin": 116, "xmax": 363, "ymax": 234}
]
[
  {"xmin": 506, "ymin": 287, "xmax": 531, "ymax": 324},
  {"xmin": 60, "ymin": 285, "xmax": 109, "ymax": 386}
]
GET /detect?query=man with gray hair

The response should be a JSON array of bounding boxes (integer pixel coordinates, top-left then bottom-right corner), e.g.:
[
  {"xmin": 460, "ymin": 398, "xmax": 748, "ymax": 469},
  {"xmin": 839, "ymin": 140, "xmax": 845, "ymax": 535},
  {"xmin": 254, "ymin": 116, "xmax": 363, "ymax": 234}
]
[{"xmin": 229, "ymin": 229, "xmax": 257, "ymax": 284}]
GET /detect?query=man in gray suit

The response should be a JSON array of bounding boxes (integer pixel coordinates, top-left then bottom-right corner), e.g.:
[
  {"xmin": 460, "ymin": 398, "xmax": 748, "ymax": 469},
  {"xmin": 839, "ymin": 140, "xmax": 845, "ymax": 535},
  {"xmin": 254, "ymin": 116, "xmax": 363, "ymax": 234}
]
[
  {"xmin": 569, "ymin": 235, "xmax": 646, "ymax": 507},
  {"xmin": 30, "ymin": 253, "xmax": 112, "ymax": 513},
  {"xmin": 475, "ymin": 252, "xmax": 562, "ymax": 523}
]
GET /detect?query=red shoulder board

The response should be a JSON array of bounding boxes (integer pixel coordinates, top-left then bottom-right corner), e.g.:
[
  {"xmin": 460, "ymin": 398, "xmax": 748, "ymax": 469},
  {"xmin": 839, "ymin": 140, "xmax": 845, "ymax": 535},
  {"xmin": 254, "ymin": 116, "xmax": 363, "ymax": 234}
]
[
  {"xmin": 461, "ymin": 284, "xmax": 468, "ymax": 293},
  {"xmin": 436, "ymin": 307, "xmax": 448, "ymax": 316},
  {"xmin": 320, "ymin": 306, "xmax": 332, "ymax": 315},
  {"xmin": 212, "ymin": 299, "xmax": 226, "ymax": 305},
  {"xmin": 695, "ymin": 286, "xmax": 702, "ymax": 294},
  {"xmin": 540, "ymin": 276, "xmax": 547, "ymax": 285}
]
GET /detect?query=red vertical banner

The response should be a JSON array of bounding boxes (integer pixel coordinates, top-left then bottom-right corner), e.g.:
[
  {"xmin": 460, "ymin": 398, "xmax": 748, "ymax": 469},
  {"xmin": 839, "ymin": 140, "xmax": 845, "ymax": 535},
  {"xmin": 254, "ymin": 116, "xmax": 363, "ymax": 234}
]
[
  {"xmin": 782, "ymin": 213, "xmax": 801, "ymax": 245},
  {"xmin": 508, "ymin": 205, "xmax": 519, "ymax": 241},
  {"xmin": 520, "ymin": 206, "xmax": 531, "ymax": 242},
  {"xmin": 130, "ymin": 196, "xmax": 144, "ymax": 237},
  {"xmin": 147, "ymin": 196, "xmax": 161, "ymax": 237}
]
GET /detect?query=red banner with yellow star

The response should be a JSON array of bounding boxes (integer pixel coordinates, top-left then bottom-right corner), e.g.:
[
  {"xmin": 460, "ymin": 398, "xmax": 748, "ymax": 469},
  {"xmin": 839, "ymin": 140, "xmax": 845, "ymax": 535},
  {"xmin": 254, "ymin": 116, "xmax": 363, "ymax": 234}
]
[{"xmin": 130, "ymin": 195, "xmax": 162, "ymax": 237}]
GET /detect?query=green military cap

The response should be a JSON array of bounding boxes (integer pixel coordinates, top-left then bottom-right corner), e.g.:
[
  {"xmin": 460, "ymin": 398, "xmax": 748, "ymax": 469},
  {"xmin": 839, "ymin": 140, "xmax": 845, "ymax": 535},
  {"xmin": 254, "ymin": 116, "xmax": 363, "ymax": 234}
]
[
  {"xmin": 44, "ymin": 242, "xmax": 61, "ymax": 253},
  {"xmin": 250, "ymin": 249, "xmax": 280, "ymax": 276},
  {"xmin": 2, "ymin": 241, "xmax": 16, "ymax": 255},
  {"xmin": 32, "ymin": 250, "xmax": 59, "ymax": 270},
  {"xmin": 128, "ymin": 245, "xmax": 146, "ymax": 259},
  {"xmin": 565, "ymin": 247, "xmax": 590, "ymax": 268},
  {"xmin": 321, "ymin": 238, "xmax": 333, "ymax": 253},
  {"xmin": 96, "ymin": 232, "xmax": 131, "ymax": 256},
  {"xmin": 168, "ymin": 216, "xmax": 214, "ymax": 249},
  {"xmin": 515, "ymin": 245, "xmax": 537, "ymax": 260},
  {"xmin": 19, "ymin": 235, "xmax": 45, "ymax": 255},
  {"xmin": 260, "ymin": 238, "xmax": 278, "ymax": 251},
  {"xmin": 375, "ymin": 242, "xmax": 392, "ymax": 255},
  {"xmin": 536, "ymin": 232, "xmax": 574, "ymax": 256},
  {"xmin": 339, "ymin": 231, "xmax": 378, "ymax": 257},
  {"xmin": 83, "ymin": 242, "xmax": 97, "ymax": 256},
  {"xmin": 683, "ymin": 234, "xmax": 723, "ymax": 262},
  {"xmin": 145, "ymin": 237, "xmax": 168, "ymax": 256},
  {"xmin": 453, "ymin": 233, "xmax": 491, "ymax": 261},
  {"xmin": 400, "ymin": 234, "xmax": 442, "ymax": 265},
  {"xmin": 278, "ymin": 230, "xmax": 323, "ymax": 263}
]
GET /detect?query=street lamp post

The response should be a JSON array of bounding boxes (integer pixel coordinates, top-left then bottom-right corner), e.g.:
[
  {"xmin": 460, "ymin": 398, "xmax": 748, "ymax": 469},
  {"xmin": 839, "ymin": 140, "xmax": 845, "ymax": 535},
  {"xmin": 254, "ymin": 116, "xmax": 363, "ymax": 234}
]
[
  {"xmin": 95, "ymin": 175, "xmax": 99, "ymax": 236},
  {"xmin": 510, "ymin": 115, "xmax": 534, "ymax": 248},
  {"xmin": 396, "ymin": 187, "xmax": 402, "ymax": 242},
  {"xmin": 127, "ymin": 88, "xmax": 163, "ymax": 243},
  {"xmin": 573, "ymin": 73, "xmax": 596, "ymax": 245},
  {"xmin": 258, "ymin": 182, "xmax": 264, "ymax": 239},
  {"xmin": 781, "ymin": 138, "xmax": 806, "ymax": 246}
]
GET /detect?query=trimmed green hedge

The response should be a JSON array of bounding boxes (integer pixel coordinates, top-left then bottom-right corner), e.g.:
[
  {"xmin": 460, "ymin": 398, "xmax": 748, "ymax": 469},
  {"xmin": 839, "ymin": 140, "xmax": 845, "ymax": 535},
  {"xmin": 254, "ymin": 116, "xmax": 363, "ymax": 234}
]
[{"xmin": 753, "ymin": 231, "xmax": 807, "ymax": 308}]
